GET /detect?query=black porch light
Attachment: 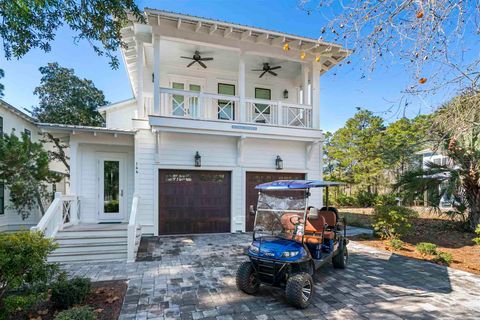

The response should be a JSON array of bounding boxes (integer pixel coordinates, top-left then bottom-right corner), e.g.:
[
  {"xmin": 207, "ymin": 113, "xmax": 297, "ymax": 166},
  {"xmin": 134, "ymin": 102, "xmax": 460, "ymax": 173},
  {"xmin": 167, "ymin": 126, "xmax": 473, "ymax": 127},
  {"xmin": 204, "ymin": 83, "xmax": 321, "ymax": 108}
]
[
  {"xmin": 275, "ymin": 155, "xmax": 283, "ymax": 170},
  {"xmin": 194, "ymin": 151, "xmax": 201, "ymax": 167},
  {"xmin": 283, "ymin": 89, "xmax": 289, "ymax": 99}
]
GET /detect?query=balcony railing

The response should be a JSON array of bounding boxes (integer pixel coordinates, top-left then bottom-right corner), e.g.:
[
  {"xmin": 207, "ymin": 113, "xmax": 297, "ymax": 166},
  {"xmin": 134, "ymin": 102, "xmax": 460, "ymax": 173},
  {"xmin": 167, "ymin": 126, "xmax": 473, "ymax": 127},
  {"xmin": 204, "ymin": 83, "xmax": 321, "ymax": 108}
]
[{"xmin": 145, "ymin": 87, "xmax": 313, "ymax": 128}]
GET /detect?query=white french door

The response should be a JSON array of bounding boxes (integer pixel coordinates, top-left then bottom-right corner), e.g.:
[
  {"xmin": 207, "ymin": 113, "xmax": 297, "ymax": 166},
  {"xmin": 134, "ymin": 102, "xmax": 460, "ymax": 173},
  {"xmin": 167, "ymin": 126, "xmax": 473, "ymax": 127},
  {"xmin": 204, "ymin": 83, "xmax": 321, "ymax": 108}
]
[
  {"xmin": 171, "ymin": 81, "xmax": 202, "ymax": 118},
  {"xmin": 97, "ymin": 153, "xmax": 126, "ymax": 222}
]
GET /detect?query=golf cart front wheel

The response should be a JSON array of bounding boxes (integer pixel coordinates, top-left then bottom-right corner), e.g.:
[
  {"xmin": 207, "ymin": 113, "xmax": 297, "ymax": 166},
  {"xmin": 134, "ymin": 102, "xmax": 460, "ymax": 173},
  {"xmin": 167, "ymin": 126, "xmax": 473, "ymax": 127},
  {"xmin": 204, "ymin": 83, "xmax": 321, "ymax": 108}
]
[
  {"xmin": 236, "ymin": 261, "xmax": 260, "ymax": 294},
  {"xmin": 333, "ymin": 244, "xmax": 348, "ymax": 269},
  {"xmin": 285, "ymin": 272, "xmax": 314, "ymax": 309}
]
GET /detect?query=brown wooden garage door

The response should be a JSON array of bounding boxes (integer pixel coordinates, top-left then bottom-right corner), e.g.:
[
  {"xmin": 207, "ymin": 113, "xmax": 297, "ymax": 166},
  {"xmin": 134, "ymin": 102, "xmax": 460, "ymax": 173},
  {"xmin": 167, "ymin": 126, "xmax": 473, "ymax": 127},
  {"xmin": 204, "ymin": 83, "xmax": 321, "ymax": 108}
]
[
  {"xmin": 159, "ymin": 170, "xmax": 231, "ymax": 235},
  {"xmin": 245, "ymin": 172, "xmax": 305, "ymax": 231}
]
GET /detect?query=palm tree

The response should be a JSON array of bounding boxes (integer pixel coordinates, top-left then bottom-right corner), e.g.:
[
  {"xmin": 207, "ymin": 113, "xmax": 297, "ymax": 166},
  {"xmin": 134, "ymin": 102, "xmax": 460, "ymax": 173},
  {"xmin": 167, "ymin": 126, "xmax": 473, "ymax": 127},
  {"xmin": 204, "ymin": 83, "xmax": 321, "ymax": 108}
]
[{"xmin": 396, "ymin": 92, "xmax": 480, "ymax": 231}]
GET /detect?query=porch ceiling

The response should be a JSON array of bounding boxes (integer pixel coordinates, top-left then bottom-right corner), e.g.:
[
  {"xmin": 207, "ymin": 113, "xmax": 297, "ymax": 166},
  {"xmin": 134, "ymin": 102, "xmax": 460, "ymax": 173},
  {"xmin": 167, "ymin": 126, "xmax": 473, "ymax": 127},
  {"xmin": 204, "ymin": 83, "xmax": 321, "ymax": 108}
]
[{"xmin": 144, "ymin": 39, "xmax": 302, "ymax": 79}]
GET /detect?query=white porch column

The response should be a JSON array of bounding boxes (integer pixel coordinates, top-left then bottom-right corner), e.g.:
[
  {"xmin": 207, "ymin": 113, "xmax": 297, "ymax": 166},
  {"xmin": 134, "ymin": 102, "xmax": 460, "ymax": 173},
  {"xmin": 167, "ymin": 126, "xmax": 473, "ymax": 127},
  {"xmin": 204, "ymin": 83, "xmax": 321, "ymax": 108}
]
[
  {"xmin": 311, "ymin": 63, "xmax": 321, "ymax": 129},
  {"xmin": 136, "ymin": 40, "xmax": 145, "ymax": 119},
  {"xmin": 301, "ymin": 64, "xmax": 310, "ymax": 105},
  {"xmin": 69, "ymin": 140, "xmax": 79, "ymax": 223},
  {"xmin": 238, "ymin": 51, "xmax": 246, "ymax": 122},
  {"xmin": 153, "ymin": 35, "xmax": 161, "ymax": 115}
]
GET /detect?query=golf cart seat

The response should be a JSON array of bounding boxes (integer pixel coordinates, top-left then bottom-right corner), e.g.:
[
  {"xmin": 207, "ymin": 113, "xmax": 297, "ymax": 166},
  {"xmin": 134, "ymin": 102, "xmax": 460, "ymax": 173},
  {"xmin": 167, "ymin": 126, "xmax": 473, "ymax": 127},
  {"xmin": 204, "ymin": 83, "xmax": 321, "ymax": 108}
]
[{"xmin": 280, "ymin": 212, "xmax": 334, "ymax": 244}]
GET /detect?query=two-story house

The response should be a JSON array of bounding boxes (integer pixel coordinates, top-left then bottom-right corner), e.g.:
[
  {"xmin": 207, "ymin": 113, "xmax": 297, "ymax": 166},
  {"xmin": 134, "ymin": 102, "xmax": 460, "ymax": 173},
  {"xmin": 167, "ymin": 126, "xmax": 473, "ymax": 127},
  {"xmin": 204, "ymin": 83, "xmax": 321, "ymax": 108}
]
[{"xmin": 34, "ymin": 9, "xmax": 349, "ymax": 262}]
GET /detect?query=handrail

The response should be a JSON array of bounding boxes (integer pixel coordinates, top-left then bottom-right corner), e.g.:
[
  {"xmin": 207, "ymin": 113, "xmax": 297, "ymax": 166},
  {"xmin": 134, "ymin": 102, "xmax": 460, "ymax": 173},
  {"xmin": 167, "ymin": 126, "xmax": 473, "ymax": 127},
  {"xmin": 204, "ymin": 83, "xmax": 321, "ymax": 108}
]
[
  {"xmin": 159, "ymin": 87, "xmax": 240, "ymax": 101},
  {"xmin": 31, "ymin": 195, "xmax": 62, "ymax": 237},
  {"xmin": 31, "ymin": 192, "xmax": 80, "ymax": 238},
  {"xmin": 127, "ymin": 194, "xmax": 141, "ymax": 262}
]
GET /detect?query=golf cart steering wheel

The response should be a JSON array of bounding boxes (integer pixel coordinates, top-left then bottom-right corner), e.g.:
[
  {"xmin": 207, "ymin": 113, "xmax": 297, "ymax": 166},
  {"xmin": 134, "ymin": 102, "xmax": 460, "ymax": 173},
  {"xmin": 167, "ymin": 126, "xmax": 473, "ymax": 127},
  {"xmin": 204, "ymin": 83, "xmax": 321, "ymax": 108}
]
[{"xmin": 289, "ymin": 215, "xmax": 304, "ymax": 226}]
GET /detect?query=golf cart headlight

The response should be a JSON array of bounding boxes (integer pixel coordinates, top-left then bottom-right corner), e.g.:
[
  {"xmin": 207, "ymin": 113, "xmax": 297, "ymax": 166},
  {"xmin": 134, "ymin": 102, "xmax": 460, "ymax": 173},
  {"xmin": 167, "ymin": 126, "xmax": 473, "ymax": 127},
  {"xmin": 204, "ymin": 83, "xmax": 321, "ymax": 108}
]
[
  {"xmin": 282, "ymin": 251, "xmax": 299, "ymax": 258},
  {"xmin": 249, "ymin": 244, "xmax": 259, "ymax": 254}
]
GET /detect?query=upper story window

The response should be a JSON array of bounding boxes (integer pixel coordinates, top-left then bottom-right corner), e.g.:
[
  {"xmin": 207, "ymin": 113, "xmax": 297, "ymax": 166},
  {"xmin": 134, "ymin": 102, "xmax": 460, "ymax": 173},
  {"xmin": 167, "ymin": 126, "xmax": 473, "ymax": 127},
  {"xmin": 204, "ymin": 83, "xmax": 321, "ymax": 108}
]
[
  {"xmin": 0, "ymin": 116, "xmax": 3, "ymax": 134},
  {"xmin": 24, "ymin": 128, "xmax": 31, "ymax": 140},
  {"xmin": 0, "ymin": 182, "xmax": 4, "ymax": 215}
]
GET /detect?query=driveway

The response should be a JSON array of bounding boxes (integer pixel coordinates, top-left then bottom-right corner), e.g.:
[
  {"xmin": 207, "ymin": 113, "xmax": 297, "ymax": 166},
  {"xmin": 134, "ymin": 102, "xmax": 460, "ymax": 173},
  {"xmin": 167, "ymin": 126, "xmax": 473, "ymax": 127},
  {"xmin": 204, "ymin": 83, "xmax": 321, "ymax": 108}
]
[{"xmin": 62, "ymin": 233, "xmax": 480, "ymax": 320}]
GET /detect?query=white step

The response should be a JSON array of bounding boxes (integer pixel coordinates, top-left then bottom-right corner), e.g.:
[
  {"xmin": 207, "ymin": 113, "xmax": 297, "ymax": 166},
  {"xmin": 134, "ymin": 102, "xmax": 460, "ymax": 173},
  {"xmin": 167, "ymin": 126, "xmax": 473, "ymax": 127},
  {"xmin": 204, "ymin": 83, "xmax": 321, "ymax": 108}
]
[
  {"xmin": 48, "ymin": 251, "xmax": 127, "ymax": 263},
  {"xmin": 53, "ymin": 243, "xmax": 127, "ymax": 254},
  {"xmin": 55, "ymin": 230, "xmax": 127, "ymax": 238},
  {"xmin": 55, "ymin": 236, "xmax": 127, "ymax": 245}
]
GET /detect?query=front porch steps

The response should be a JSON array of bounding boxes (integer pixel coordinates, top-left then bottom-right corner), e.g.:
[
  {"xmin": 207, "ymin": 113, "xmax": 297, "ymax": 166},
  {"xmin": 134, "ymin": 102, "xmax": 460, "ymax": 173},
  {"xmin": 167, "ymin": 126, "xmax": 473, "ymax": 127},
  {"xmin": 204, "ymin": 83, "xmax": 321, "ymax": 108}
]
[{"xmin": 49, "ymin": 223, "xmax": 131, "ymax": 263}]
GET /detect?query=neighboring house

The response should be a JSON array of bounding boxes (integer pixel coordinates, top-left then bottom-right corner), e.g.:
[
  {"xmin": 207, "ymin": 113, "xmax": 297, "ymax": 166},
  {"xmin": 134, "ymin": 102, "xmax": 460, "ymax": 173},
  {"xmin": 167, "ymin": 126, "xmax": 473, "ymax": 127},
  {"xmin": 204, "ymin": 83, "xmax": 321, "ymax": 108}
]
[
  {"xmin": 33, "ymin": 9, "xmax": 349, "ymax": 262},
  {"xmin": 0, "ymin": 100, "xmax": 68, "ymax": 231},
  {"xmin": 417, "ymin": 148, "xmax": 454, "ymax": 208}
]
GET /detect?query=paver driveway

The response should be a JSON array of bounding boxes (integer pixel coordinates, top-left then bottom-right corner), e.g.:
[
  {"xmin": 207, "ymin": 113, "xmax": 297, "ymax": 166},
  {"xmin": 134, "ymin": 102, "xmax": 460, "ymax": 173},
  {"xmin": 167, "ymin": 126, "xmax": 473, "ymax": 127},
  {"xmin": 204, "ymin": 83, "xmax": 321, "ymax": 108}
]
[{"xmin": 63, "ymin": 233, "xmax": 480, "ymax": 320}]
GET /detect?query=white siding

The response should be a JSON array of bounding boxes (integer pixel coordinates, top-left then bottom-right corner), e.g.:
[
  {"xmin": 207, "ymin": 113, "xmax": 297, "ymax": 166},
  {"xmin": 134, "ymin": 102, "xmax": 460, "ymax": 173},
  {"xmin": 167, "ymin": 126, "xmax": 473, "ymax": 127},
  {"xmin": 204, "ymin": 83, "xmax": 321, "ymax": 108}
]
[
  {"xmin": 104, "ymin": 101, "xmax": 136, "ymax": 129},
  {"xmin": 134, "ymin": 129, "xmax": 323, "ymax": 235}
]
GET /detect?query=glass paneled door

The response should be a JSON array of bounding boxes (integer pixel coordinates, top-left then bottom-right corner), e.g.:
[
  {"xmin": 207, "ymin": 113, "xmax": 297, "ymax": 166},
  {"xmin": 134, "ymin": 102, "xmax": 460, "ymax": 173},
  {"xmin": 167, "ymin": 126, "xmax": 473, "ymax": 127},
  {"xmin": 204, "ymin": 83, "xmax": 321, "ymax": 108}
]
[
  {"xmin": 98, "ymin": 154, "xmax": 126, "ymax": 221},
  {"xmin": 218, "ymin": 83, "xmax": 235, "ymax": 120},
  {"xmin": 171, "ymin": 82, "xmax": 201, "ymax": 117}
]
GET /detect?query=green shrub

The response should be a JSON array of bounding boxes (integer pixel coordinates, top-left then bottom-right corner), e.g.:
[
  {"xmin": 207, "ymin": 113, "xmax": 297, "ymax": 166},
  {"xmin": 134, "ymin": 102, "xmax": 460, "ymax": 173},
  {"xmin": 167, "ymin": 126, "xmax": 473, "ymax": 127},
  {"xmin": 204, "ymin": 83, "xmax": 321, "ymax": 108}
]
[
  {"xmin": 432, "ymin": 251, "xmax": 453, "ymax": 265},
  {"xmin": 375, "ymin": 194, "xmax": 398, "ymax": 206},
  {"xmin": 372, "ymin": 205, "xmax": 418, "ymax": 239},
  {"xmin": 388, "ymin": 238, "xmax": 404, "ymax": 250},
  {"xmin": 335, "ymin": 194, "xmax": 356, "ymax": 207},
  {"xmin": 50, "ymin": 277, "xmax": 92, "ymax": 309},
  {"xmin": 473, "ymin": 224, "xmax": 480, "ymax": 245},
  {"xmin": 54, "ymin": 306, "xmax": 96, "ymax": 320},
  {"xmin": 355, "ymin": 191, "xmax": 377, "ymax": 208},
  {"xmin": 0, "ymin": 231, "xmax": 58, "ymax": 319},
  {"xmin": 416, "ymin": 242, "xmax": 438, "ymax": 256}
]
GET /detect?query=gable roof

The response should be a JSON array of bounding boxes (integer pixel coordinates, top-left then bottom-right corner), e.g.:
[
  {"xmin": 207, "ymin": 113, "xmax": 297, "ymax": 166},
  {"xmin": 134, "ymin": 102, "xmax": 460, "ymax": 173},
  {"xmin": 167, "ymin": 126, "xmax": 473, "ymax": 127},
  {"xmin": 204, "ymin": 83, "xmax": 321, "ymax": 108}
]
[{"xmin": 0, "ymin": 99, "xmax": 37, "ymax": 123}]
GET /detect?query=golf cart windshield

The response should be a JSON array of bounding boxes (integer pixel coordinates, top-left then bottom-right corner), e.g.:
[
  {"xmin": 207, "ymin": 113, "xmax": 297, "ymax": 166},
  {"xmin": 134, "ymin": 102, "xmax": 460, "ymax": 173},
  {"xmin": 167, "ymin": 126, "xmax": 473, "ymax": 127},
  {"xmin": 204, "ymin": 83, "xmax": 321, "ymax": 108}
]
[{"xmin": 254, "ymin": 191, "xmax": 307, "ymax": 240}]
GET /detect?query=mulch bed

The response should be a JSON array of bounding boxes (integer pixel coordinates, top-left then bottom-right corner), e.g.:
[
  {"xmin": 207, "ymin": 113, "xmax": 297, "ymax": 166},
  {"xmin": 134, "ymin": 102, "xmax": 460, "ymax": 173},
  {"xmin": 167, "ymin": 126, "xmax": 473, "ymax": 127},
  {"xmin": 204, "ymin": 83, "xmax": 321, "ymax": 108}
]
[{"xmin": 27, "ymin": 280, "xmax": 127, "ymax": 320}]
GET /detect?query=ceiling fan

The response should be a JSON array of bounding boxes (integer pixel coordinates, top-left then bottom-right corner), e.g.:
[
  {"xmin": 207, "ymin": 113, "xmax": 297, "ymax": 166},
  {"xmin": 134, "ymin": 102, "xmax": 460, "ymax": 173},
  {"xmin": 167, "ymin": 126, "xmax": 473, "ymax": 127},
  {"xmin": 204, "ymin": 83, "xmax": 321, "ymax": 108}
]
[
  {"xmin": 181, "ymin": 50, "xmax": 213, "ymax": 68},
  {"xmin": 252, "ymin": 63, "xmax": 281, "ymax": 78}
]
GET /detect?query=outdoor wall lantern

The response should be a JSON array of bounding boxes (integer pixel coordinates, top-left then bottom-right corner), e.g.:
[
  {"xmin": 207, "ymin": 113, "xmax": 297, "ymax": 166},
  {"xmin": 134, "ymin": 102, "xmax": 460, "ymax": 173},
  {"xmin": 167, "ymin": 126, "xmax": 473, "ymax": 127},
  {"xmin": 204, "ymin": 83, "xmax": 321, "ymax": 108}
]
[
  {"xmin": 195, "ymin": 151, "xmax": 201, "ymax": 167},
  {"xmin": 275, "ymin": 155, "xmax": 283, "ymax": 170},
  {"xmin": 283, "ymin": 89, "xmax": 289, "ymax": 99}
]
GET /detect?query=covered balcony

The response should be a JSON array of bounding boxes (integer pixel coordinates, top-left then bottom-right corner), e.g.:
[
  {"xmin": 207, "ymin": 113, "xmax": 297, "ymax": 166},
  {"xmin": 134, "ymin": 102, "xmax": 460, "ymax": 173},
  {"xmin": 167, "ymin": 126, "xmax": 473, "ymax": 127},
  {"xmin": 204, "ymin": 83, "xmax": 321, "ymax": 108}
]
[{"xmin": 121, "ymin": 9, "xmax": 349, "ymax": 132}]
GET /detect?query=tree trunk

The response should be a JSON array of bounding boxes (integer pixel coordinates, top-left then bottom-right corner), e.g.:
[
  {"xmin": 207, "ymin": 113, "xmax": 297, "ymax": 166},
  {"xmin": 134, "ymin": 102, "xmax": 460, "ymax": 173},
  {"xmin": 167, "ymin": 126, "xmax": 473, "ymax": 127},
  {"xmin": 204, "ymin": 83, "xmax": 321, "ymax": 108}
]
[{"xmin": 34, "ymin": 187, "xmax": 46, "ymax": 217}]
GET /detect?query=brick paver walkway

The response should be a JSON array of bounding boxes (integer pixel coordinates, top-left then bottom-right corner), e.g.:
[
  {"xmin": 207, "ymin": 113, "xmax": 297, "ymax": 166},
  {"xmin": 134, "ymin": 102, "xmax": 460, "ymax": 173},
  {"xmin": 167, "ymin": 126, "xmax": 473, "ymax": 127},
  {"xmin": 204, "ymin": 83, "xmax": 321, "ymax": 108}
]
[{"xmin": 62, "ymin": 233, "xmax": 480, "ymax": 320}]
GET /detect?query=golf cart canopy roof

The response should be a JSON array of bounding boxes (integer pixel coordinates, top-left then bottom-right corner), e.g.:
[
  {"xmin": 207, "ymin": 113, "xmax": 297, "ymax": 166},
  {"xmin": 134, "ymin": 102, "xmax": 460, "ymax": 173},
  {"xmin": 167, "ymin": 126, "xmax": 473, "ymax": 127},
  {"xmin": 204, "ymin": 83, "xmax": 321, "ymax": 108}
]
[{"xmin": 255, "ymin": 180, "xmax": 345, "ymax": 190}]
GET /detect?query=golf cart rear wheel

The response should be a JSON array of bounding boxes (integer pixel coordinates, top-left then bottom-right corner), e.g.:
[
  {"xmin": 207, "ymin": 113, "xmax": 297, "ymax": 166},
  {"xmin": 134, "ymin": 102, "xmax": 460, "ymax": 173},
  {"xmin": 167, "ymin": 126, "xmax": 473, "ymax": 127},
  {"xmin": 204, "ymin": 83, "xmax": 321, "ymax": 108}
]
[
  {"xmin": 285, "ymin": 272, "xmax": 314, "ymax": 309},
  {"xmin": 236, "ymin": 261, "xmax": 260, "ymax": 294},
  {"xmin": 333, "ymin": 244, "xmax": 348, "ymax": 269}
]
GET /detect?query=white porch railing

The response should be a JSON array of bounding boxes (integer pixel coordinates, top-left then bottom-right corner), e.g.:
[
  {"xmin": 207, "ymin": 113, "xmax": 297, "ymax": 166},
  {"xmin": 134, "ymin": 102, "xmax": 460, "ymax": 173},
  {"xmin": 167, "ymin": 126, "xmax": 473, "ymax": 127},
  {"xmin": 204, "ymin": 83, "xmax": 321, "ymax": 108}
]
[
  {"xmin": 127, "ymin": 194, "xmax": 141, "ymax": 262},
  {"xmin": 146, "ymin": 88, "xmax": 313, "ymax": 128},
  {"xmin": 31, "ymin": 192, "xmax": 80, "ymax": 238}
]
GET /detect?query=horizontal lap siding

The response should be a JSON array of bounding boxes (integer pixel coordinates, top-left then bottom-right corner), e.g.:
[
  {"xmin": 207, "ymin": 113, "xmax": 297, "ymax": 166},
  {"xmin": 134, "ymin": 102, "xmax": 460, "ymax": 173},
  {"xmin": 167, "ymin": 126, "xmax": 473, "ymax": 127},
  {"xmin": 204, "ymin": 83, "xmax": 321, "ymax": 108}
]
[{"xmin": 135, "ymin": 129, "xmax": 323, "ymax": 234}]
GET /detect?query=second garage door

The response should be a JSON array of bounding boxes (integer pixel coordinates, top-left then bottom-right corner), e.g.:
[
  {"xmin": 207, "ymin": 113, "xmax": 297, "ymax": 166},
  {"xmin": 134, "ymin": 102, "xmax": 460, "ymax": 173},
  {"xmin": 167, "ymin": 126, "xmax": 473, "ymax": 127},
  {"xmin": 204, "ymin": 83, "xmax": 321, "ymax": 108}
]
[
  {"xmin": 245, "ymin": 172, "xmax": 305, "ymax": 231},
  {"xmin": 159, "ymin": 170, "xmax": 231, "ymax": 235}
]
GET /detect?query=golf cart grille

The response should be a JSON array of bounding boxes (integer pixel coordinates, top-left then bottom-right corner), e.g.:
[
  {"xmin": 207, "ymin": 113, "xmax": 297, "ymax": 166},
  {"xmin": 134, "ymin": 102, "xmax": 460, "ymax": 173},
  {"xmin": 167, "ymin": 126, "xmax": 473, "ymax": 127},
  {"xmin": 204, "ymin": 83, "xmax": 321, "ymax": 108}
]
[{"xmin": 250, "ymin": 257, "xmax": 287, "ymax": 285}]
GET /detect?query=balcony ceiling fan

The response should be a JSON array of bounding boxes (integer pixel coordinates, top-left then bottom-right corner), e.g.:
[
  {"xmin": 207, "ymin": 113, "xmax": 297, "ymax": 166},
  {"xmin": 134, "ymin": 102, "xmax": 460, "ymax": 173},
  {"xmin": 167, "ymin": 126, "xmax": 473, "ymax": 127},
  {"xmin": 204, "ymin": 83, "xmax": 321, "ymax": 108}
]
[
  {"xmin": 181, "ymin": 50, "xmax": 213, "ymax": 68},
  {"xmin": 252, "ymin": 63, "xmax": 281, "ymax": 78}
]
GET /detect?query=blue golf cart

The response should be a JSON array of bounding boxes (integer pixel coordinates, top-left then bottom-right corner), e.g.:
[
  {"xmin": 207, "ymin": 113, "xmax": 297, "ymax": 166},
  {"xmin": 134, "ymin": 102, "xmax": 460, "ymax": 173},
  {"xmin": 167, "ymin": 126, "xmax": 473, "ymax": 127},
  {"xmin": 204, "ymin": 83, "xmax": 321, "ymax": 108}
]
[{"xmin": 236, "ymin": 180, "xmax": 348, "ymax": 308}]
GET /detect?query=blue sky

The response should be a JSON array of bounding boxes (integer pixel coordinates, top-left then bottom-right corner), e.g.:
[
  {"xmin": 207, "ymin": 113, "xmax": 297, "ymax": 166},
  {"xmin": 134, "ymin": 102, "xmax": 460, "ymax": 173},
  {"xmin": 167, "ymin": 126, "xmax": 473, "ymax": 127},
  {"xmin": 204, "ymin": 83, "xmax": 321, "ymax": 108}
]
[{"xmin": 0, "ymin": 0, "xmax": 457, "ymax": 132}]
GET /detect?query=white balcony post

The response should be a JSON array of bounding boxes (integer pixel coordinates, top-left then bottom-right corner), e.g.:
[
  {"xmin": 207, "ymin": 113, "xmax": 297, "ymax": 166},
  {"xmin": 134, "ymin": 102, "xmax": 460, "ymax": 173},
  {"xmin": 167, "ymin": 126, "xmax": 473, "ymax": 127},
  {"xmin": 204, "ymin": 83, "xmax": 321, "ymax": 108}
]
[
  {"xmin": 136, "ymin": 40, "xmax": 145, "ymax": 119},
  {"xmin": 301, "ymin": 64, "xmax": 310, "ymax": 105},
  {"xmin": 238, "ymin": 51, "xmax": 246, "ymax": 122},
  {"xmin": 311, "ymin": 63, "xmax": 321, "ymax": 129},
  {"xmin": 153, "ymin": 35, "xmax": 161, "ymax": 115},
  {"xmin": 277, "ymin": 101, "xmax": 283, "ymax": 125}
]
